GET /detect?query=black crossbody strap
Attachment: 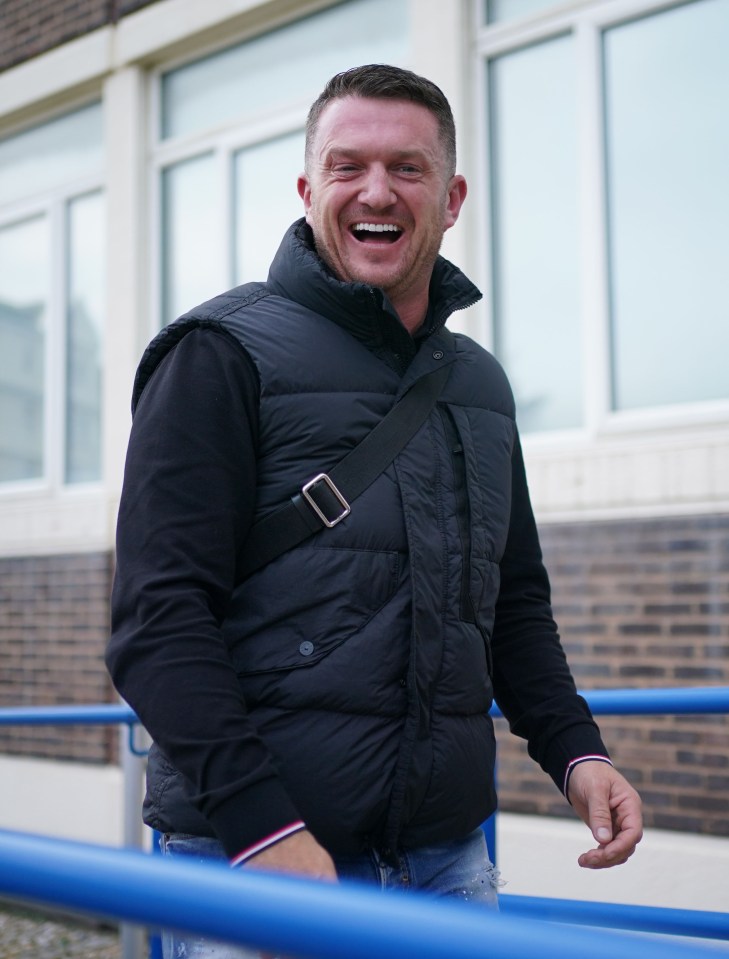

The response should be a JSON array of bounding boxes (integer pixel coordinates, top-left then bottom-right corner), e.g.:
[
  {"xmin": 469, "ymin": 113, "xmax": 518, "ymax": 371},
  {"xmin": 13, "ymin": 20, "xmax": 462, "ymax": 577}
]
[{"xmin": 239, "ymin": 359, "xmax": 453, "ymax": 579}]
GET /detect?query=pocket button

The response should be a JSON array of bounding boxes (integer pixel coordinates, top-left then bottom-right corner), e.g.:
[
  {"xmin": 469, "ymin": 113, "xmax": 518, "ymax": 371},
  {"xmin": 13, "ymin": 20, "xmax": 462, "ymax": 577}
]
[{"xmin": 299, "ymin": 641, "xmax": 314, "ymax": 657}]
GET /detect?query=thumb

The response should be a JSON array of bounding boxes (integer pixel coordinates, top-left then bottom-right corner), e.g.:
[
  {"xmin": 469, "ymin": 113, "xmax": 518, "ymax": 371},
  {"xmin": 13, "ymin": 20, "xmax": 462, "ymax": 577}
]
[{"xmin": 588, "ymin": 796, "xmax": 613, "ymax": 845}]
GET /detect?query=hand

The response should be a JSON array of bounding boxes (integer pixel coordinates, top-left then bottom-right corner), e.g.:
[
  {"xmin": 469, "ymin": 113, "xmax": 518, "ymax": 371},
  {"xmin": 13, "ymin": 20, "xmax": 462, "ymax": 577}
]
[
  {"xmin": 567, "ymin": 761, "xmax": 643, "ymax": 869},
  {"xmin": 242, "ymin": 832, "xmax": 337, "ymax": 959},
  {"xmin": 243, "ymin": 829, "xmax": 338, "ymax": 882}
]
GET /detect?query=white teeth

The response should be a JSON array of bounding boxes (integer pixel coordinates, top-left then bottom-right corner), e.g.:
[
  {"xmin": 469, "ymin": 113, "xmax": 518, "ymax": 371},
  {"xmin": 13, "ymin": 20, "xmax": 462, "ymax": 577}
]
[{"xmin": 353, "ymin": 223, "xmax": 402, "ymax": 233}]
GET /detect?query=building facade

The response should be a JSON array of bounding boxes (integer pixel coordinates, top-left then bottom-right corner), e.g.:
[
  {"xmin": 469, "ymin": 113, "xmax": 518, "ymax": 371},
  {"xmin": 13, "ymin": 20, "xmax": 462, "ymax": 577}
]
[{"xmin": 0, "ymin": 0, "xmax": 727, "ymax": 845}]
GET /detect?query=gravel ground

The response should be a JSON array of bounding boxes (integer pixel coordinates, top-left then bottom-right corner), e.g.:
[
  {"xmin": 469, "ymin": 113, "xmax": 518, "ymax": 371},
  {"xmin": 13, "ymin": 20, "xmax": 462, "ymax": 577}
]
[{"xmin": 0, "ymin": 905, "xmax": 121, "ymax": 959}]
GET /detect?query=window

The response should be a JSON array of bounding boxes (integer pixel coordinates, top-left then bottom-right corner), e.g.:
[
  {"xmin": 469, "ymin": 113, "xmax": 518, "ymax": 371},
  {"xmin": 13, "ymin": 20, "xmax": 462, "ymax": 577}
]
[
  {"xmin": 489, "ymin": 36, "xmax": 581, "ymax": 432},
  {"xmin": 0, "ymin": 103, "xmax": 104, "ymax": 486},
  {"xmin": 160, "ymin": 0, "xmax": 409, "ymax": 142},
  {"xmin": 66, "ymin": 191, "xmax": 105, "ymax": 483},
  {"xmin": 480, "ymin": 0, "xmax": 729, "ymax": 433},
  {"xmin": 485, "ymin": 0, "xmax": 561, "ymax": 25},
  {"xmin": 233, "ymin": 131, "xmax": 307, "ymax": 285},
  {"xmin": 155, "ymin": 0, "xmax": 409, "ymax": 328},
  {"xmin": 604, "ymin": 0, "xmax": 729, "ymax": 411},
  {"xmin": 161, "ymin": 154, "xmax": 221, "ymax": 325},
  {"xmin": 0, "ymin": 216, "xmax": 49, "ymax": 482}
]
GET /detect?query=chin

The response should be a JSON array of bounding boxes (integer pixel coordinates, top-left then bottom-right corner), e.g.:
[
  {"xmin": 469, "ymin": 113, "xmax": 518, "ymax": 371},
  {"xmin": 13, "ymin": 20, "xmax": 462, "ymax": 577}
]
[{"xmin": 348, "ymin": 258, "xmax": 404, "ymax": 290}]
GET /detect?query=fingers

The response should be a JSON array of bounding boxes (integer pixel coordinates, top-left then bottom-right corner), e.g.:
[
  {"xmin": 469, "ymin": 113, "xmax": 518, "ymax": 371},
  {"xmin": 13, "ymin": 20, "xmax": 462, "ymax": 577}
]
[
  {"xmin": 577, "ymin": 824, "xmax": 641, "ymax": 869},
  {"xmin": 568, "ymin": 761, "xmax": 643, "ymax": 870},
  {"xmin": 580, "ymin": 800, "xmax": 643, "ymax": 869},
  {"xmin": 585, "ymin": 791, "xmax": 614, "ymax": 847}
]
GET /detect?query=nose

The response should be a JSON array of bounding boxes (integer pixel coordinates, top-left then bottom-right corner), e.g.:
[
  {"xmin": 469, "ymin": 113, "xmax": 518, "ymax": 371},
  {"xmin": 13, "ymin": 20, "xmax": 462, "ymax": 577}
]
[{"xmin": 358, "ymin": 164, "xmax": 396, "ymax": 209}]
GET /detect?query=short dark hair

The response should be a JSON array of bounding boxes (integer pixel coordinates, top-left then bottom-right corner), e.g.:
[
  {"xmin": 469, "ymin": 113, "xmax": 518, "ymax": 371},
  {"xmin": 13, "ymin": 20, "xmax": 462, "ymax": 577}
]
[{"xmin": 305, "ymin": 64, "xmax": 457, "ymax": 176}]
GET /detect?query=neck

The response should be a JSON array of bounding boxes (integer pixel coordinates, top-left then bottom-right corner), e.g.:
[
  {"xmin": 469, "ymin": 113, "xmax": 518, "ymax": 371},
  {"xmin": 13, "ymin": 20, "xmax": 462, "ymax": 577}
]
[{"xmin": 392, "ymin": 291, "xmax": 429, "ymax": 336}]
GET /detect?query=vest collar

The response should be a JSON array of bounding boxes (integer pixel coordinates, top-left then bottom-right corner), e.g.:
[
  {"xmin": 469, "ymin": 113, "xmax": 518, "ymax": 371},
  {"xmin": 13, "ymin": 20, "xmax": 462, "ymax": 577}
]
[{"xmin": 266, "ymin": 219, "xmax": 482, "ymax": 353}]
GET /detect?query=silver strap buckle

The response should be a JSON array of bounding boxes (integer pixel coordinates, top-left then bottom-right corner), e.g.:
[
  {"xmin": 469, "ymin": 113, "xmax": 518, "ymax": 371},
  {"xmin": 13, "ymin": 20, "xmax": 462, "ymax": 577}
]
[{"xmin": 301, "ymin": 473, "xmax": 351, "ymax": 528}]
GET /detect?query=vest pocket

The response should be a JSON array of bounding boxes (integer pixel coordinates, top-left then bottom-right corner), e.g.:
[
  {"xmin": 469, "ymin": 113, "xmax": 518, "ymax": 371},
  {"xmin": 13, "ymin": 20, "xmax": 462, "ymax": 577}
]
[{"xmin": 227, "ymin": 546, "xmax": 401, "ymax": 674}]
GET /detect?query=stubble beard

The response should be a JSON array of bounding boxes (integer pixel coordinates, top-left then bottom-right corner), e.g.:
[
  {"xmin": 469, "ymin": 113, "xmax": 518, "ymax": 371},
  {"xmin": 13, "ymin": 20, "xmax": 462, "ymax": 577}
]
[{"xmin": 311, "ymin": 216, "xmax": 446, "ymax": 304}]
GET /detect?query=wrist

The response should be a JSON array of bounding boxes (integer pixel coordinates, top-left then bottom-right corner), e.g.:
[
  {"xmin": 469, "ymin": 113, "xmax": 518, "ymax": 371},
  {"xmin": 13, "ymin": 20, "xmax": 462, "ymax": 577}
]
[
  {"xmin": 230, "ymin": 821, "xmax": 307, "ymax": 868},
  {"xmin": 564, "ymin": 755, "xmax": 613, "ymax": 801}
]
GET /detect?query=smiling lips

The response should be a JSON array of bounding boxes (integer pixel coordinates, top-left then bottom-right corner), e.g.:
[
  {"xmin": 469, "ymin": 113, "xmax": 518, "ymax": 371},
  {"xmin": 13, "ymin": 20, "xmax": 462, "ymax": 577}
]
[{"xmin": 351, "ymin": 222, "xmax": 403, "ymax": 242}]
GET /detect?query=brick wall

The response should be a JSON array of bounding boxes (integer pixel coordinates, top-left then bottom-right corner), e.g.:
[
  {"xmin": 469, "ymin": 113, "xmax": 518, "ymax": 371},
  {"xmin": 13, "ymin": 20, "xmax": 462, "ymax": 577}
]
[
  {"xmin": 495, "ymin": 513, "xmax": 729, "ymax": 837},
  {"xmin": 0, "ymin": 0, "xmax": 161, "ymax": 72},
  {"xmin": 0, "ymin": 552, "xmax": 116, "ymax": 763},
  {"xmin": 0, "ymin": 515, "xmax": 727, "ymax": 836}
]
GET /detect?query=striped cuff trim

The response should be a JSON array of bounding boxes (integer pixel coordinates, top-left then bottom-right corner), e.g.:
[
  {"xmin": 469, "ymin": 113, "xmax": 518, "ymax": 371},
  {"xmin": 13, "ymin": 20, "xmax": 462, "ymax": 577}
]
[
  {"xmin": 230, "ymin": 821, "xmax": 307, "ymax": 868},
  {"xmin": 563, "ymin": 755, "xmax": 614, "ymax": 799}
]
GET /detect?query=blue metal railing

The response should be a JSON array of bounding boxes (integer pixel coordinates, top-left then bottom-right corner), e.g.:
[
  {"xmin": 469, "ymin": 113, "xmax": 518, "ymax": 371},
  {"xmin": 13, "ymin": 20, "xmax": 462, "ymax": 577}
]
[
  {"xmin": 0, "ymin": 828, "xmax": 726, "ymax": 959},
  {"xmin": 0, "ymin": 686, "xmax": 727, "ymax": 956},
  {"xmin": 501, "ymin": 895, "xmax": 729, "ymax": 941},
  {"xmin": 2, "ymin": 685, "xmax": 726, "ymax": 727}
]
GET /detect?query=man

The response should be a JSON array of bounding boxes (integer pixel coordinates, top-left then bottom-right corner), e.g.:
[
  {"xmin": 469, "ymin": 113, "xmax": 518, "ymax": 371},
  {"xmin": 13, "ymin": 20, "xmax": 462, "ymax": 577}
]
[{"xmin": 107, "ymin": 64, "xmax": 642, "ymax": 956}]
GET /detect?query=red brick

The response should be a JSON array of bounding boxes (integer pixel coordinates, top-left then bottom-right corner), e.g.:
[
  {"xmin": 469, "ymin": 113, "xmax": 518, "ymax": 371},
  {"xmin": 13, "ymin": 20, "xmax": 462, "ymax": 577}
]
[
  {"xmin": 0, "ymin": 0, "xmax": 162, "ymax": 71},
  {"xmin": 495, "ymin": 514, "xmax": 729, "ymax": 839}
]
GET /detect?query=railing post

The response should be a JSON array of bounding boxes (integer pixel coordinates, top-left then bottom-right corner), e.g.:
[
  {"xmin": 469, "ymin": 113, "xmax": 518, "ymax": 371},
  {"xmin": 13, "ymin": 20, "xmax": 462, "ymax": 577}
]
[{"xmin": 121, "ymin": 714, "xmax": 148, "ymax": 959}]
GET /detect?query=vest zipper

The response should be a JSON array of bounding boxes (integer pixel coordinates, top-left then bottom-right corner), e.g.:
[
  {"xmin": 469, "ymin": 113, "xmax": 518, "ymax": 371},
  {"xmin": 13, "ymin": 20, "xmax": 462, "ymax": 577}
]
[{"xmin": 440, "ymin": 407, "xmax": 473, "ymax": 623}]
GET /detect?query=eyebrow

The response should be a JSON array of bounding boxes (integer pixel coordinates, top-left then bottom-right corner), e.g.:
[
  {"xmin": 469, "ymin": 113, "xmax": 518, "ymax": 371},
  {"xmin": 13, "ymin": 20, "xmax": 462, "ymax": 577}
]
[{"xmin": 326, "ymin": 146, "xmax": 434, "ymax": 163}]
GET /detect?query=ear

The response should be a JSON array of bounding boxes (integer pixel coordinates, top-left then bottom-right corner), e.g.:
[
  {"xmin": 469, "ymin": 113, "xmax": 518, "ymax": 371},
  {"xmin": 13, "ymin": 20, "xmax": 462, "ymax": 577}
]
[
  {"xmin": 297, "ymin": 173, "xmax": 312, "ymax": 214},
  {"xmin": 444, "ymin": 175, "xmax": 467, "ymax": 231}
]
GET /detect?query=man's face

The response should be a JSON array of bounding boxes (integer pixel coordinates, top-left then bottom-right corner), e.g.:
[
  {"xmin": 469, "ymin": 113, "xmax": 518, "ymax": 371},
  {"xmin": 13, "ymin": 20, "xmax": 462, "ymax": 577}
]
[{"xmin": 298, "ymin": 96, "xmax": 466, "ymax": 321}]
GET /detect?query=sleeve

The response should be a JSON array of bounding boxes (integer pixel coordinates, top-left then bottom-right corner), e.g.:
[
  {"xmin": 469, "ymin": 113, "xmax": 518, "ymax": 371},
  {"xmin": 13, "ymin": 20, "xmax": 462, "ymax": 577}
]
[
  {"xmin": 106, "ymin": 327, "xmax": 304, "ymax": 859},
  {"xmin": 491, "ymin": 430, "xmax": 610, "ymax": 794}
]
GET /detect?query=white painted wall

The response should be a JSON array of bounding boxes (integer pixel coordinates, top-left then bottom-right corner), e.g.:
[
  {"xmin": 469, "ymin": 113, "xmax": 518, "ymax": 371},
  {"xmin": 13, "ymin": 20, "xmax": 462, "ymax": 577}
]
[{"xmin": 0, "ymin": 755, "xmax": 125, "ymax": 845}]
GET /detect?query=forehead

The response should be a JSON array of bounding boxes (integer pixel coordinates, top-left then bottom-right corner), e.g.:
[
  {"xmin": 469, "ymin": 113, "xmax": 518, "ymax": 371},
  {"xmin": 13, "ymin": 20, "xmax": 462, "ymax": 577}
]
[{"xmin": 312, "ymin": 96, "xmax": 443, "ymax": 161}]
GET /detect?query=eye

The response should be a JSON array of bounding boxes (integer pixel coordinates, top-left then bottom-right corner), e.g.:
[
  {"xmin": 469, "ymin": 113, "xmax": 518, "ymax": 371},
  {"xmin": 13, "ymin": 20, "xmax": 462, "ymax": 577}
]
[
  {"xmin": 331, "ymin": 162, "xmax": 361, "ymax": 176},
  {"xmin": 394, "ymin": 163, "xmax": 421, "ymax": 176}
]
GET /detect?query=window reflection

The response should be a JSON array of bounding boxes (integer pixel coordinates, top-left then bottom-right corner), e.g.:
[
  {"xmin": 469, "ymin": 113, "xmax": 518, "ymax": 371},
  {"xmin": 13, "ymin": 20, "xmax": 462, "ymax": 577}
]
[
  {"xmin": 161, "ymin": 0, "xmax": 408, "ymax": 141},
  {"xmin": 161, "ymin": 154, "xmax": 221, "ymax": 326},
  {"xmin": 486, "ymin": 0, "xmax": 561, "ymax": 25},
  {"xmin": 604, "ymin": 0, "xmax": 729, "ymax": 410},
  {"xmin": 489, "ymin": 36, "xmax": 582, "ymax": 432},
  {"xmin": 0, "ymin": 216, "xmax": 49, "ymax": 482},
  {"xmin": 234, "ymin": 131, "xmax": 306, "ymax": 284},
  {"xmin": 66, "ymin": 192, "xmax": 104, "ymax": 484},
  {"xmin": 0, "ymin": 103, "xmax": 103, "ymax": 207}
]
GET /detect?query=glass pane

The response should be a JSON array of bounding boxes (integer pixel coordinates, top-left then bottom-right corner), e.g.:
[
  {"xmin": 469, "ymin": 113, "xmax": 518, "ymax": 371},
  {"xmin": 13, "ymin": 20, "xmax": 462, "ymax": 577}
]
[
  {"xmin": 486, "ymin": 0, "xmax": 561, "ymax": 24},
  {"xmin": 489, "ymin": 36, "xmax": 581, "ymax": 432},
  {"xmin": 0, "ymin": 103, "xmax": 103, "ymax": 206},
  {"xmin": 234, "ymin": 130, "xmax": 306, "ymax": 284},
  {"xmin": 0, "ymin": 216, "xmax": 49, "ymax": 482},
  {"xmin": 161, "ymin": 0, "xmax": 408, "ymax": 140},
  {"xmin": 161, "ymin": 154, "xmax": 222, "ymax": 326},
  {"xmin": 604, "ymin": 0, "xmax": 729, "ymax": 411},
  {"xmin": 66, "ymin": 192, "xmax": 105, "ymax": 484}
]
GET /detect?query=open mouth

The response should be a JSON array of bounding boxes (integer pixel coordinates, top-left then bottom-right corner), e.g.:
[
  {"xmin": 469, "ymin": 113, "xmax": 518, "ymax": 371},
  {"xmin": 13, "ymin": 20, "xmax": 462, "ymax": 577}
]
[{"xmin": 351, "ymin": 223, "xmax": 403, "ymax": 243}]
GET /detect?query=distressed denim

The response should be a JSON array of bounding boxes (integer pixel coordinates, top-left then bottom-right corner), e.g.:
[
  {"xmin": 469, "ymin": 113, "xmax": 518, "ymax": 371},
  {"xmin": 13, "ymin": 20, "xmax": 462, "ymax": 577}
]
[
  {"xmin": 160, "ymin": 834, "xmax": 258, "ymax": 959},
  {"xmin": 334, "ymin": 828, "xmax": 501, "ymax": 905},
  {"xmin": 160, "ymin": 827, "xmax": 500, "ymax": 959}
]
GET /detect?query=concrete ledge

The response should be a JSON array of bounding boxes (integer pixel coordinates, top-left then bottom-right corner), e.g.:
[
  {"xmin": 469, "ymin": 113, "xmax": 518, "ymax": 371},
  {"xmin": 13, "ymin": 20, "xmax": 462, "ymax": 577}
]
[
  {"xmin": 498, "ymin": 811, "xmax": 729, "ymax": 914},
  {"xmin": 0, "ymin": 755, "xmax": 123, "ymax": 846}
]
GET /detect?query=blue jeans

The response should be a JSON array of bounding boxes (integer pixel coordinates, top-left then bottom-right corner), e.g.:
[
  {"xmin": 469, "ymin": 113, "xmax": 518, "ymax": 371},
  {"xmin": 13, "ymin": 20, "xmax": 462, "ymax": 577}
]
[{"xmin": 160, "ymin": 828, "xmax": 499, "ymax": 959}]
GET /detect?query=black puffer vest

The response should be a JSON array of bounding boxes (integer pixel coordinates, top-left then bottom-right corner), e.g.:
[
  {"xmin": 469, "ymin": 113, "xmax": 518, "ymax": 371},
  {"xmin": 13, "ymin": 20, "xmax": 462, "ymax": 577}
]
[{"xmin": 138, "ymin": 221, "xmax": 517, "ymax": 855}]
